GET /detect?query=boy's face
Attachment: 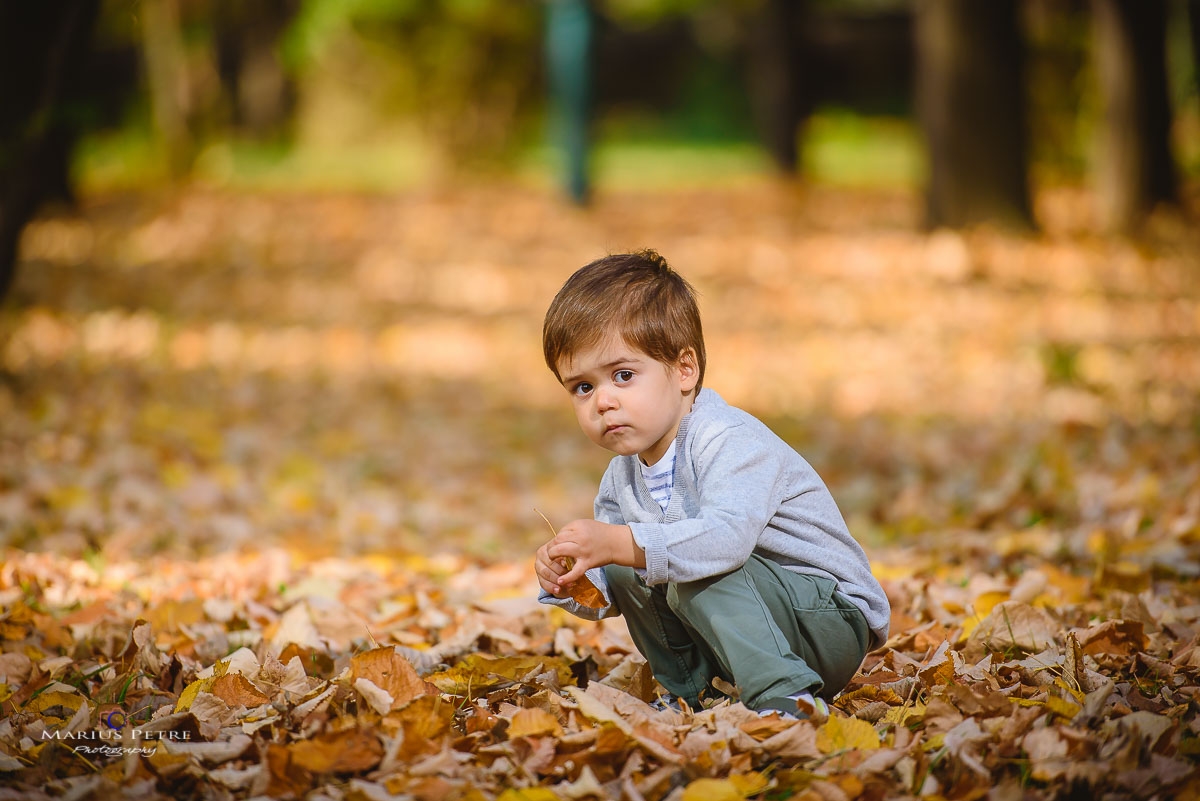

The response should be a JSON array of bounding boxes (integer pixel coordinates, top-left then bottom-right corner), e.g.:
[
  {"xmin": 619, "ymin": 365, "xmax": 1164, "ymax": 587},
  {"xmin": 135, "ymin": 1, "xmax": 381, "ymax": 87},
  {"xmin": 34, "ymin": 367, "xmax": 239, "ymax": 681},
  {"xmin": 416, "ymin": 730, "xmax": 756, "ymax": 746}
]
[{"xmin": 556, "ymin": 336, "xmax": 699, "ymax": 465}]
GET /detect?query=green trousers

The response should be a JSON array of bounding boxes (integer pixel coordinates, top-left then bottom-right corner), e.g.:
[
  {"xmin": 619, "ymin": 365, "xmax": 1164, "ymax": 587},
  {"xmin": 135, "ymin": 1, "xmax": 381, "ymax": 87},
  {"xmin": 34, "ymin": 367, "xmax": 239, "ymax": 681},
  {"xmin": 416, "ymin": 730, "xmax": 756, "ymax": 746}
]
[{"xmin": 604, "ymin": 555, "xmax": 870, "ymax": 711}]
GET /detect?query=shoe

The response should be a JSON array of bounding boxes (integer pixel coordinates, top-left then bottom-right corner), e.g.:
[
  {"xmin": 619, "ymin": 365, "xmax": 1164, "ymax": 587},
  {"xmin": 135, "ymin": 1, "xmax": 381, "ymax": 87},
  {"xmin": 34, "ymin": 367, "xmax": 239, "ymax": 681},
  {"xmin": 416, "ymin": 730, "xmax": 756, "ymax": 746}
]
[
  {"xmin": 649, "ymin": 693, "xmax": 692, "ymax": 713},
  {"xmin": 754, "ymin": 697, "xmax": 808, "ymax": 720},
  {"xmin": 754, "ymin": 693, "xmax": 829, "ymax": 721}
]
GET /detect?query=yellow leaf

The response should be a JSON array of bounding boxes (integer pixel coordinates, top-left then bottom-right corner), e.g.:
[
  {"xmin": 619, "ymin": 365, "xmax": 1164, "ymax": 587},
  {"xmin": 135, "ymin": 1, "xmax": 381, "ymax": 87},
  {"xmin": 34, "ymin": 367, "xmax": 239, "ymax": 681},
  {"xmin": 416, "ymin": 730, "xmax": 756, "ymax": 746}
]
[
  {"xmin": 816, "ymin": 715, "xmax": 880, "ymax": 754},
  {"xmin": 145, "ymin": 599, "xmax": 206, "ymax": 632},
  {"xmin": 681, "ymin": 779, "xmax": 745, "ymax": 801},
  {"xmin": 496, "ymin": 789, "xmax": 560, "ymax": 801},
  {"xmin": 729, "ymin": 773, "xmax": 770, "ymax": 796},
  {"xmin": 175, "ymin": 677, "xmax": 216, "ymax": 712},
  {"xmin": 146, "ymin": 742, "xmax": 190, "ymax": 775},
  {"xmin": 508, "ymin": 707, "xmax": 563, "ymax": 739},
  {"xmin": 1053, "ymin": 677, "xmax": 1085, "ymax": 703},
  {"xmin": 45, "ymin": 485, "xmax": 90, "ymax": 510},
  {"xmin": 27, "ymin": 690, "xmax": 84, "ymax": 716},
  {"xmin": 883, "ymin": 702, "xmax": 925, "ymax": 726},
  {"xmin": 1045, "ymin": 695, "xmax": 1081, "ymax": 719},
  {"xmin": 1040, "ymin": 565, "xmax": 1091, "ymax": 604},
  {"xmin": 963, "ymin": 590, "xmax": 1011, "ymax": 638},
  {"xmin": 428, "ymin": 654, "xmax": 573, "ymax": 697}
]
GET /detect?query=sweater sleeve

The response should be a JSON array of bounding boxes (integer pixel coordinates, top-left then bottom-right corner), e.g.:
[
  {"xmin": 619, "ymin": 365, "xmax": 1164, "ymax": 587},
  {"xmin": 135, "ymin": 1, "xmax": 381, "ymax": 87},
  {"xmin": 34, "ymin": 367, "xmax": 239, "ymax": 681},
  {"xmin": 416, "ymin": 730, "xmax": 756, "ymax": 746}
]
[{"xmin": 630, "ymin": 423, "xmax": 787, "ymax": 585}]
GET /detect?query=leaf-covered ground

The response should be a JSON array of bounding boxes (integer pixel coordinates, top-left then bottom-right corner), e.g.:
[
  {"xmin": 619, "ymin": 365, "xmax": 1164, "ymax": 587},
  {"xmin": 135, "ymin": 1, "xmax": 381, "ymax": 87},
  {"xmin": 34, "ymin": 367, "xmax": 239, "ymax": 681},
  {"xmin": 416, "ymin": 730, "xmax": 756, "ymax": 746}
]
[{"xmin": 2, "ymin": 183, "xmax": 1200, "ymax": 799}]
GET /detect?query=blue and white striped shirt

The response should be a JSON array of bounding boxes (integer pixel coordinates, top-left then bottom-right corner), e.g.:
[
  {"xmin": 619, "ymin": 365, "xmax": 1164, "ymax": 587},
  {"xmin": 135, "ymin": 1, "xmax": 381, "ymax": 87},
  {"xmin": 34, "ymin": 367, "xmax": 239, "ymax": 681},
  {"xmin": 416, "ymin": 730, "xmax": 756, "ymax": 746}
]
[{"xmin": 639, "ymin": 440, "xmax": 676, "ymax": 513}]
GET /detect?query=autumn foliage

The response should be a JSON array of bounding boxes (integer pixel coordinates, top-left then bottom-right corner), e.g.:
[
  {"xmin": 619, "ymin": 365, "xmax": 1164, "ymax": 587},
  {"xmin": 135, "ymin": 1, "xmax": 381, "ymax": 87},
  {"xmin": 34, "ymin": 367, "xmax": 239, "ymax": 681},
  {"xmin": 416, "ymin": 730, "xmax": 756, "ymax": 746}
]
[{"xmin": 1, "ymin": 184, "xmax": 1199, "ymax": 799}]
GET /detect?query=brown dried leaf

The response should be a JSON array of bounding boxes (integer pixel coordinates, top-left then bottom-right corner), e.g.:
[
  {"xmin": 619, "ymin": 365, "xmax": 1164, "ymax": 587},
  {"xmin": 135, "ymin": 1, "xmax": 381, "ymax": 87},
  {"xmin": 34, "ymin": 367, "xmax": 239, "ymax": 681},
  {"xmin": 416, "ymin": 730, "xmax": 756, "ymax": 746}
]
[
  {"xmin": 567, "ymin": 575, "xmax": 606, "ymax": 609},
  {"xmin": 290, "ymin": 728, "xmax": 384, "ymax": 773},
  {"xmin": 210, "ymin": 672, "xmax": 271, "ymax": 709},
  {"xmin": 351, "ymin": 647, "xmax": 428, "ymax": 711},
  {"xmin": 1074, "ymin": 619, "xmax": 1148, "ymax": 657}
]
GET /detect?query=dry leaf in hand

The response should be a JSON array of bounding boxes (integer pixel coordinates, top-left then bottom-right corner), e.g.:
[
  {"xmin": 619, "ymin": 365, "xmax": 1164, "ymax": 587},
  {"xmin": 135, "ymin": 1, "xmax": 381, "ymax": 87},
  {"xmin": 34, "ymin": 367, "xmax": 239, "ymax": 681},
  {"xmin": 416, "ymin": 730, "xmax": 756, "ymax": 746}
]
[
  {"xmin": 561, "ymin": 558, "xmax": 606, "ymax": 609},
  {"xmin": 533, "ymin": 509, "xmax": 606, "ymax": 609}
]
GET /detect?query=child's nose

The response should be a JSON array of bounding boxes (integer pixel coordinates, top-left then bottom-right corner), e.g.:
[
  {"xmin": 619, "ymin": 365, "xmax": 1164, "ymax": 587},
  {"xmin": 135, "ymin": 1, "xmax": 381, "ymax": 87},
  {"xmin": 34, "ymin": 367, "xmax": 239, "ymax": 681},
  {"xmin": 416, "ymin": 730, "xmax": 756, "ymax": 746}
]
[{"xmin": 596, "ymin": 386, "xmax": 618, "ymax": 410}]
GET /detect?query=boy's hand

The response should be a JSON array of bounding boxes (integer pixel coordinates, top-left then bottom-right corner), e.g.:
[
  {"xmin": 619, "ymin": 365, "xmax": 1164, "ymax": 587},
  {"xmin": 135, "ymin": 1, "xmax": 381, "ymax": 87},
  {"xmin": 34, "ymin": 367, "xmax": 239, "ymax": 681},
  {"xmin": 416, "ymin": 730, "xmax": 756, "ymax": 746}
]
[
  {"xmin": 547, "ymin": 519, "xmax": 644, "ymax": 587},
  {"xmin": 534, "ymin": 540, "xmax": 572, "ymax": 597}
]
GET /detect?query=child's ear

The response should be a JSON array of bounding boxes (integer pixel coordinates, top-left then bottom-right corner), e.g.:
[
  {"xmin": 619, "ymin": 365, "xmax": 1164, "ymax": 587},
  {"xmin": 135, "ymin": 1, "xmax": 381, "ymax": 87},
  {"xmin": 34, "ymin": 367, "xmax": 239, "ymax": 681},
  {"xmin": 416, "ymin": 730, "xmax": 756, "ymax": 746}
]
[{"xmin": 677, "ymin": 348, "xmax": 700, "ymax": 392}]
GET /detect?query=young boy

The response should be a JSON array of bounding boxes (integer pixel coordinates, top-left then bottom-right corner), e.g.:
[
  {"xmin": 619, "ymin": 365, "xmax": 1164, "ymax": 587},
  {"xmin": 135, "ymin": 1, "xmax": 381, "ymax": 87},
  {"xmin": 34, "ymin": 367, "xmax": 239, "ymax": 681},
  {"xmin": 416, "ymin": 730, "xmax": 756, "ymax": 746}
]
[{"xmin": 535, "ymin": 250, "xmax": 890, "ymax": 717}]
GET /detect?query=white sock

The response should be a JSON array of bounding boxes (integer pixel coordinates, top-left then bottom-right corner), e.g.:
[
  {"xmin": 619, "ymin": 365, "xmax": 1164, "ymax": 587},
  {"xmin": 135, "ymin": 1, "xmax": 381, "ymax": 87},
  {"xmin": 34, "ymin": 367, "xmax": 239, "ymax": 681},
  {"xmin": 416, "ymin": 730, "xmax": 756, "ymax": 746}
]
[
  {"xmin": 756, "ymin": 691, "xmax": 828, "ymax": 718},
  {"xmin": 790, "ymin": 692, "xmax": 828, "ymax": 716}
]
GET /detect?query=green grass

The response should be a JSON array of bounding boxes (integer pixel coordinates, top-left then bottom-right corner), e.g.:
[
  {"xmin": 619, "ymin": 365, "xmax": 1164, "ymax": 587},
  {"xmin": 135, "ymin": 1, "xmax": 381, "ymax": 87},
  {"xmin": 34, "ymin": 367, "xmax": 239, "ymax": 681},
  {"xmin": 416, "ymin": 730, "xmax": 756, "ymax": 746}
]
[
  {"xmin": 802, "ymin": 110, "xmax": 924, "ymax": 188},
  {"xmin": 74, "ymin": 110, "xmax": 925, "ymax": 194},
  {"xmin": 75, "ymin": 131, "xmax": 438, "ymax": 194}
]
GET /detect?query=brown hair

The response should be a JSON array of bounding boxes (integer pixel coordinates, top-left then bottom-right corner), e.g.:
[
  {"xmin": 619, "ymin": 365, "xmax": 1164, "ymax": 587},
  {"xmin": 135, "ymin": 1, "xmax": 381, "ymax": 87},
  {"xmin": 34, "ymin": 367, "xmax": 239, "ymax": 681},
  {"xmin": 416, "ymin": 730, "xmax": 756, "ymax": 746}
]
[{"xmin": 543, "ymin": 249, "xmax": 706, "ymax": 388}]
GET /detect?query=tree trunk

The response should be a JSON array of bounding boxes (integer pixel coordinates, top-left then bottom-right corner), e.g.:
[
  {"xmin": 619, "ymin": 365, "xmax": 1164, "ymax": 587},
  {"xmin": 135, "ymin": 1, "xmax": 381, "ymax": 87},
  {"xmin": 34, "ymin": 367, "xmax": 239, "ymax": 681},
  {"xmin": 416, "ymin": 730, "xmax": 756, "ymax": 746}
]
[
  {"xmin": 1091, "ymin": 0, "xmax": 1177, "ymax": 232},
  {"xmin": 745, "ymin": 0, "xmax": 808, "ymax": 173},
  {"xmin": 213, "ymin": 0, "xmax": 297, "ymax": 140},
  {"xmin": 141, "ymin": 0, "xmax": 194, "ymax": 179},
  {"xmin": 1191, "ymin": 1, "xmax": 1200, "ymax": 96},
  {"xmin": 0, "ymin": 0, "xmax": 99, "ymax": 303},
  {"xmin": 914, "ymin": 0, "xmax": 1033, "ymax": 230},
  {"xmin": 545, "ymin": 0, "xmax": 593, "ymax": 204}
]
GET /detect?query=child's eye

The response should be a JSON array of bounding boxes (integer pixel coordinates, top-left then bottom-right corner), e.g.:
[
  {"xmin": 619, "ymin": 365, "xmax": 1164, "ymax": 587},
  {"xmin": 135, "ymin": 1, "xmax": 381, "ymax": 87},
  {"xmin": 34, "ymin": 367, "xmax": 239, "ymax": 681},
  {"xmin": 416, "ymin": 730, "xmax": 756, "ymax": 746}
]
[
  {"xmin": 614, "ymin": 370, "xmax": 634, "ymax": 384},
  {"xmin": 571, "ymin": 382, "xmax": 593, "ymax": 396}
]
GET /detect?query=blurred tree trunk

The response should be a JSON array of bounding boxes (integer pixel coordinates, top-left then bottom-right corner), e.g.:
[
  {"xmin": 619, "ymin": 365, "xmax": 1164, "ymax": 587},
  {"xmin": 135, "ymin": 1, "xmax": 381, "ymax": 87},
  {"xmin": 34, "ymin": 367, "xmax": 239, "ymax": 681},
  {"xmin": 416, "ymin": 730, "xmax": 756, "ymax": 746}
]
[
  {"xmin": 745, "ymin": 0, "xmax": 808, "ymax": 173},
  {"xmin": 141, "ymin": 0, "xmax": 194, "ymax": 179},
  {"xmin": 1091, "ymin": 0, "xmax": 1178, "ymax": 232},
  {"xmin": 213, "ymin": 0, "xmax": 297, "ymax": 140},
  {"xmin": 1191, "ymin": 1, "xmax": 1200, "ymax": 89},
  {"xmin": 0, "ymin": 0, "xmax": 98, "ymax": 303},
  {"xmin": 546, "ymin": 0, "xmax": 593, "ymax": 204},
  {"xmin": 914, "ymin": 0, "xmax": 1033, "ymax": 230}
]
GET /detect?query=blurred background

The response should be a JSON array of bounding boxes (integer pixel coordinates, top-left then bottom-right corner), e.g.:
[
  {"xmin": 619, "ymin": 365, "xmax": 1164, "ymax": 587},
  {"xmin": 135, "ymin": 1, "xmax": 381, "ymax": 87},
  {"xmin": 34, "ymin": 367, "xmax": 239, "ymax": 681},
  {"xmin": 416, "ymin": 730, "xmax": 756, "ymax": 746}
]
[{"xmin": 2, "ymin": 0, "xmax": 1199, "ymax": 578}]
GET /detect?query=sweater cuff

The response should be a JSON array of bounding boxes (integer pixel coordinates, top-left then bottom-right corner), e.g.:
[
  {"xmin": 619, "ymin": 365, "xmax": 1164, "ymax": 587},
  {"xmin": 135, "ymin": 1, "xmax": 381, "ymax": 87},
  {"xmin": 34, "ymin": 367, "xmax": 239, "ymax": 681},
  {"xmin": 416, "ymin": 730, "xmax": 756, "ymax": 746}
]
[
  {"xmin": 536, "ymin": 567, "xmax": 620, "ymax": 621},
  {"xmin": 629, "ymin": 523, "xmax": 668, "ymax": 585}
]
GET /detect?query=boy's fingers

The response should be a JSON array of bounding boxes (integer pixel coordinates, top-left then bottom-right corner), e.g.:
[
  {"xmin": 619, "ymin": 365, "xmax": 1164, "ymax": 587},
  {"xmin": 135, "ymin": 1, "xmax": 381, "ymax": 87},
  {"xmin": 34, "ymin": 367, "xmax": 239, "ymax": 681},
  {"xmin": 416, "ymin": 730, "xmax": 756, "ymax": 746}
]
[
  {"xmin": 558, "ymin": 563, "xmax": 586, "ymax": 587},
  {"xmin": 546, "ymin": 542, "xmax": 577, "ymax": 562},
  {"xmin": 536, "ymin": 562, "xmax": 564, "ymax": 584}
]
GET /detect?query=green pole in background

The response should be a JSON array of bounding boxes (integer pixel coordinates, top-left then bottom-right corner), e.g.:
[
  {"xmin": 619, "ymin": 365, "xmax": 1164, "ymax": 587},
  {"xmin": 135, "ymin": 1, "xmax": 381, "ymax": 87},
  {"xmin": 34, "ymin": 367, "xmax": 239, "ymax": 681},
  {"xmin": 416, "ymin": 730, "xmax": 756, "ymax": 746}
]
[{"xmin": 545, "ymin": 0, "xmax": 592, "ymax": 204}]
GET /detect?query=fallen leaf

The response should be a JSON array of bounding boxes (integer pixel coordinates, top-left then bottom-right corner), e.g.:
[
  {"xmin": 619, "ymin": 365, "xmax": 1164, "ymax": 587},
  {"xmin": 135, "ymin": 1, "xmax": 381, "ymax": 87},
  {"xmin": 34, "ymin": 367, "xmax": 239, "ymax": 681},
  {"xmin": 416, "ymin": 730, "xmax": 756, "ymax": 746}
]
[
  {"xmin": 351, "ymin": 647, "xmax": 427, "ymax": 710},
  {"xmin": 966, "ymin": 601, "xmax": 1059, "ymax": 654},
  {"xmin": 211, "ymin": 672, "xmax": 271, "ymax": 708},
  {"xmin": 1074, "ymin": 620, "xmax": 1147, "ymax": 657},
  {"xmin": 290, "ymin": 728, "xmax": 384, "ymax": 773},
  {"xmin": 817, "ymin": 715, "xmax": 880, "ymax": 753},
  {"xmin": 508, "ymin": 707, "xmax": 564, "ymax": 739},
  {"xmin": 681, "ymin": 778, "xmax": 744, "ymax": 801}
]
